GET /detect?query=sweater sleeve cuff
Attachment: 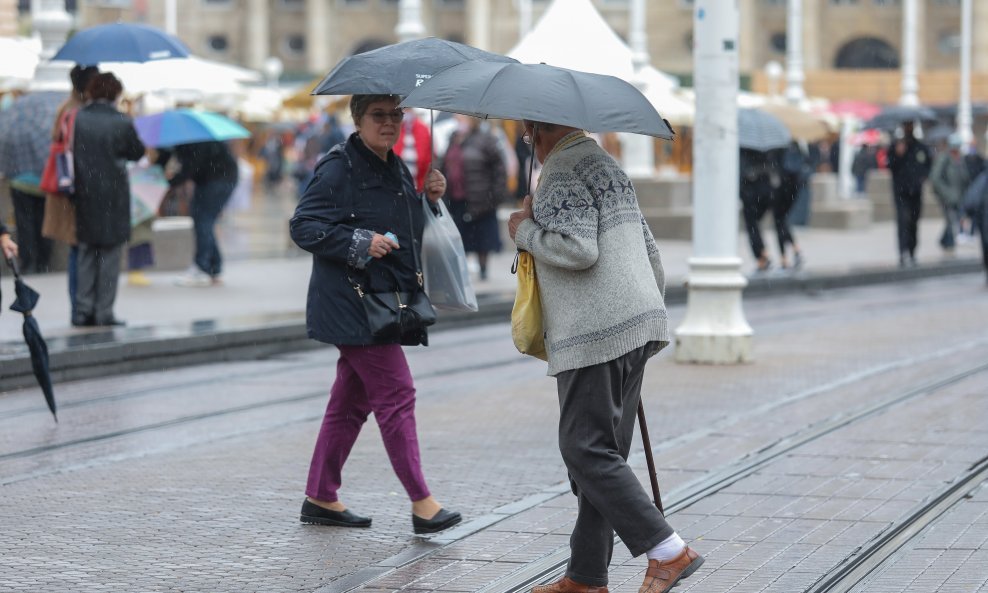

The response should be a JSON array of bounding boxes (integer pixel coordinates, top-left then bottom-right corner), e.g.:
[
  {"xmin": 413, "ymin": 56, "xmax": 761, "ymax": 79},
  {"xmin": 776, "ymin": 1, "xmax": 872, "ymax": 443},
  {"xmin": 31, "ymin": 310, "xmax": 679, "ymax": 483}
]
[
  {"xmin": 347, "ymin": 228, "xmax": 375, "ymax": 269},
  {"xmin": 514, "ymin": 218, "xmax": 538, "ymax": 252}
]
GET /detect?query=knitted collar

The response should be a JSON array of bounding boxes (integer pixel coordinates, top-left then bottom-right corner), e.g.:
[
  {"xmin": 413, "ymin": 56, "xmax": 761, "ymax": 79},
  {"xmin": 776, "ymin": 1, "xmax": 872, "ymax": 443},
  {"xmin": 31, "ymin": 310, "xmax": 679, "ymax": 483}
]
[{"xmin": 545, "ymin": 130, "xmax": 589, "ymax": 163}]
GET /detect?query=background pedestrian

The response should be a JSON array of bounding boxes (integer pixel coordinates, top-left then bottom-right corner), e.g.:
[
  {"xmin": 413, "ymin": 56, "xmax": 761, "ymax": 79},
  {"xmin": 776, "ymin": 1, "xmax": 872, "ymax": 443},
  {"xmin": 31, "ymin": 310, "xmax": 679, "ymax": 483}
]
[
  {"xmin": 71, "ymin": 72, "xmax": 145, "ymax": 327},
  {"xmin": 887, "ymin": 121, "xmax": 932, "ymax": 267}
]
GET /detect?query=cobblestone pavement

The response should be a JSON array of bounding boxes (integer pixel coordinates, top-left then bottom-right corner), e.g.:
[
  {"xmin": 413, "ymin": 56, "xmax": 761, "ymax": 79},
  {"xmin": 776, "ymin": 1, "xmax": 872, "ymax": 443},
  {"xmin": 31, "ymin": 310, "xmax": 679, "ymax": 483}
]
[{"xmin": 1, "ymin": 275, "xmax": 987, "ymax": 592}]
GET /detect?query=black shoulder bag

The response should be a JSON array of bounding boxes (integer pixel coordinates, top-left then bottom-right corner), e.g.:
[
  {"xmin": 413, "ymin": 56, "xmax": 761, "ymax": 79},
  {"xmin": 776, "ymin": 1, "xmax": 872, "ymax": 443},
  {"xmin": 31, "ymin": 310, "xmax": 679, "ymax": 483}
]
[{"xmin": 349, "ymin": 190, "xmax": 437, "ymax": 339}]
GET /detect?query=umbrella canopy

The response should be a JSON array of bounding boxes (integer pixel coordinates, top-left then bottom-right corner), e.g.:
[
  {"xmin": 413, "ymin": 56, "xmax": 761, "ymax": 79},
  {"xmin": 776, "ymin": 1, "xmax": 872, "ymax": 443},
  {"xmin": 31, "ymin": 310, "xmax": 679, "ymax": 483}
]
[
  {"xmin": 5, "ymin": 258, "xmax": 56, "ymax": 421},
  {"xmin": 825, "ymin": 100, "xmax": 882, "ymax": 121},
  {"xmin": 738, "ymin": 108, "xmax": 792, "ymax": 152},
  {"xmin": 923, "ymin": 124, "xmax": 955, "ymax": 145},
  {"xmin": 52, "ymin": 23, "xmax": 190, "ymax": 65},
  {"xmin": 758, "ymin": 103, "xmax": 831, "ymax": 143},
  {"xmin": 863, "ymin": 105, "xmax": 938, "ymax": 131},
  {"xmin": 312, "ymin": 37, "xmax": 517, "ymax": 96},
  {"xmin": 133, "ymin": 109, "xmax": 251, "ymax": 147},
  {"xmin": 102, "ymin": 56, "xmax": 261, "ymax": 98},
  {"xmin": 0, "ymin": 37, "xmax": 41, "ymax": 90},
  {"xmin": 0, "ymin": 91, "xmax": 64, "ymax": 178},
  {"xmin": 129, "ymin": 163, "xmax": 170, "ymax": 226},
  {"xmin": 399, "ymin": 61, "xmax": 675, "ymax": 139}
]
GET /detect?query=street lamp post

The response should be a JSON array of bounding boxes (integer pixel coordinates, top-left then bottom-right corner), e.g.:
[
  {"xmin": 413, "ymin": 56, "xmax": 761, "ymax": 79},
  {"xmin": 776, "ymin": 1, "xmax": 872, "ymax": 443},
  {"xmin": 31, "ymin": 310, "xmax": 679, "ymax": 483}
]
[
  {"xmin": 765, "ymin": 60, "xmax": 783, "ymax": 101},
  {"xmin": 785, "ymin": 0, "xmax": 805, "ymax": 105},
  {"xmin": 958, "ymin": 0, "xmax": 973, "ymax": 145},
  {"xmin": 264, "ymin": 56, "xmax": 283, "ymax": 90},
  {"xmin": 674, "ymin": 1, "xmax": 753, "ymax": 364},
  {"xmin": 900, "ymin": 0, "xmax": 920, "ymax": 107},
  {"xmin": 165, "ymin": 0, "xmax": 177, "ymax": 35},
  {"xmin": 517, "ymin": 0, "xmax": 532, "ymax": 41},
  {"xmin": 620, "ymin": 0, "xmax": 655, "ymax": 179},
  {"xmin": 29, "ymin": 0, "xmax": 73, "ymax": 91},
  {"xmin": 396, "ymin": 0, "xmax": 425, "ymax": 43}
]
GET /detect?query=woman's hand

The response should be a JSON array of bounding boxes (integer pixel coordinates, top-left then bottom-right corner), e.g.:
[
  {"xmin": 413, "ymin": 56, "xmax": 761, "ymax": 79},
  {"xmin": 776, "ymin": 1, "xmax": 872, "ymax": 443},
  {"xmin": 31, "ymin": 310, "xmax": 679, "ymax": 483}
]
[
  {"xmin": 508, "ymin": 195, "xmax": 533, "ymax": 240},
  {"xmin": 368, "ymin": 232, "xmax": 400, "ymax": 259},
  {"xmin": 0, "ymin": 233, "xmax": 18, "ymax": 261},
  {"xmin": 424, "ymin": 169, "xmax": 446, "ymax": 203}
]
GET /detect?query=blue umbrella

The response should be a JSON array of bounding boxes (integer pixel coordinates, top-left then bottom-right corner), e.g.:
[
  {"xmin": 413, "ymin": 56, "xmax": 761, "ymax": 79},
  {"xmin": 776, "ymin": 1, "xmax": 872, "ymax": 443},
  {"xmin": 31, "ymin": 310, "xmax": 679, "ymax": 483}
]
[
  {"xmin": 52, "ymin": 23, "xmax": 189, "ymax": 65},
  {"xmin": 133, "ymin": 109, "xmax": 250, "ymax": 148}
]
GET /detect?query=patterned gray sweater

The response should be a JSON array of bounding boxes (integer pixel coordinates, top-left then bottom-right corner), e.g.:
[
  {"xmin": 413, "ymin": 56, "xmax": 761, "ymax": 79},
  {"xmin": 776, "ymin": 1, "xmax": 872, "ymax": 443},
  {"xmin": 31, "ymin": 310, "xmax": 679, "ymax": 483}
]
[{"xmin": 514, "ymin": 134, "xmax": 669, "ymax": 376}]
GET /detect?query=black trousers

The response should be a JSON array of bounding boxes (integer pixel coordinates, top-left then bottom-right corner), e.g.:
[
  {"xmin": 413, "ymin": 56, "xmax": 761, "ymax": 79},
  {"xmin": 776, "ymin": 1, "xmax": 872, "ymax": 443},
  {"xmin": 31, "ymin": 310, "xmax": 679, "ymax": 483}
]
[
  {"xmin": 894, "ymin": 187, "xmax": 923, "ymax": 258},
  {"xmin": 741, "ymin": 192, "xmax": 772, "ymax": 260},
  {"xmin": 773, "ymin": 182, "xmax": 800, "ymax": 255},
  {"xmin": 10, "ymin": 188, "xmax": 53, "ymax": 274},
  {"xmin": 555, "ymin": 344, "xmax": 675, "ymax": 587}
]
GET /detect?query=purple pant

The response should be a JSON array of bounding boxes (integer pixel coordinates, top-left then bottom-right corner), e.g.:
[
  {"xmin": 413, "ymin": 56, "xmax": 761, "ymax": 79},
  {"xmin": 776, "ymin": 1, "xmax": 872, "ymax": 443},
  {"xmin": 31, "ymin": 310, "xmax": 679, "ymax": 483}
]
[{"xmin": 306, "ymin": 344, "xmax": 431, "ymax": 503}]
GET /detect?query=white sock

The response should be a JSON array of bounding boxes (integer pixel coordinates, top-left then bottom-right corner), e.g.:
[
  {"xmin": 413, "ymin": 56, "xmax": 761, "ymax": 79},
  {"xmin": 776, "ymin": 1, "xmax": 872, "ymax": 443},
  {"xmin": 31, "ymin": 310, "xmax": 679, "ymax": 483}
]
[{"xmin": 645, "ymin": 533, "xmax": 686, "ymax": 562}]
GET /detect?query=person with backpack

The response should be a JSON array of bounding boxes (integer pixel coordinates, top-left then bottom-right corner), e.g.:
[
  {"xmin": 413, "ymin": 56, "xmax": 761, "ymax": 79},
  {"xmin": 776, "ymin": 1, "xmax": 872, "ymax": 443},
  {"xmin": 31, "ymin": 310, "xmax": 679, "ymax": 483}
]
[{"xmin": 289, "ymin": 94, "xmax": 461, "ymax": 535}]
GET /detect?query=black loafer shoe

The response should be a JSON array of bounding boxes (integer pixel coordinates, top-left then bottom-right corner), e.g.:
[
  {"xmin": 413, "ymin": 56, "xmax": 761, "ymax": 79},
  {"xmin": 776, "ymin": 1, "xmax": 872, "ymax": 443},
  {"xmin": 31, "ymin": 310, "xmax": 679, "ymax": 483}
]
[
  {"xmin": 412, "ymin": 508, "xmax": 462, "ymax": 535},
  {"xmin": 300, "ymin": 500, "xmax": 371, "ymax": 528}
]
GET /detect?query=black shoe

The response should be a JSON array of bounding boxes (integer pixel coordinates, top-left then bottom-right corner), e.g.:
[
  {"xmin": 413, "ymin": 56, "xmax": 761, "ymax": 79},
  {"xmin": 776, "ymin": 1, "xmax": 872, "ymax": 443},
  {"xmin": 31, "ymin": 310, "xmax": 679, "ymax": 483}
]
[
  {"xmin": 412, "ymin": 508, "xmax": 462, "ymax": 535},
  {"xmin": 299, "ymin": 500, "xmax": 371, "ymax": 528},
  {"xmin": 71, "ymin": 314, "xmax": 95, "ymax": 327},
  {"xmin": 94, "ymin": 317, "xmax": 126, "ymax": 327}
]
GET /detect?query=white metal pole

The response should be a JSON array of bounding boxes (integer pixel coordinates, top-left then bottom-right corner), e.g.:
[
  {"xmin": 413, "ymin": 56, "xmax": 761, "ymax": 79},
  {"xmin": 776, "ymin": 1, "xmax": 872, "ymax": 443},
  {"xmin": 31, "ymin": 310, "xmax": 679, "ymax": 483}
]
[
  {"xmin": 675, "ymin": 1, "xmax": 753, "ymax": 364},
  {"xmin": 958, "ymin": 0, "xmax": 973, "ymax": 144},
  {"xmin": 396, "ymin": 0, "xmax": 426, "ymax": 43},
  {"xmin": 518, "ymin": 0, "xmax": 532, "ymax": 41},
  {"xmin": 165, "ymin": 0, "xmax": 177, "ymax": 35},
  {"xmin": 621, "ymin": 0, "xmax": 655, "ymax": 178},
  {"xmin": 785, "ymin": 0, "xmax": 805, "ymax": 105},
  {"xmin": 900, "ymin": 0, "xmax": 920, "ymax": 106}
]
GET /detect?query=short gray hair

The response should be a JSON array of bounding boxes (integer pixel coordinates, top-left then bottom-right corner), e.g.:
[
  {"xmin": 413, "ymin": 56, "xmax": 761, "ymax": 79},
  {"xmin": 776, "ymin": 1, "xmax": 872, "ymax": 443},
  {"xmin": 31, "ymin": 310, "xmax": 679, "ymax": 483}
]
[{"xmin": 350, "ymin": 94, "xmax": 400, "ymax": 125}]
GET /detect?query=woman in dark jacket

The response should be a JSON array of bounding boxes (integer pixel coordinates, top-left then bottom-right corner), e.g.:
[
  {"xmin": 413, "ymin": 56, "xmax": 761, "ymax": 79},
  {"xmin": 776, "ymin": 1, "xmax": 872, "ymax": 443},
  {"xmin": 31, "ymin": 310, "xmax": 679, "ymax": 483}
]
[
  {"xmin": 71, "ymin": 73, "xmax": 145, "ymax": 327},
  {"xmin": 168, "ymin": 140, "xmax": 239, "ymax": 286},
  {"xmin": 440, "ymin": 115, "xmax": 507, "ymax": 280},
  {"xmin": 289, "ymin": 94, "xmax": 461, "ymax": 534}
]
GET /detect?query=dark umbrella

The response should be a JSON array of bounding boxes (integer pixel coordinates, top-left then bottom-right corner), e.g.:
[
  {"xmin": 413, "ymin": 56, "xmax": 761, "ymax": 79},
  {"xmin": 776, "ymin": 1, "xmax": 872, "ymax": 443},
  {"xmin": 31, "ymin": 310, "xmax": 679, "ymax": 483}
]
[
  {"xmin": 922, "ymin": 124, "xmax": 954, "ymax": 145},
  {"xmin": 5, "ymin": 257, "xmax": 57, "ymax": 421},
  {"xmin": 737, "ymin": 108, "xmax": 792, "ymax": 152},
  {"xmin": 52, "ymin": 22, "xmax": 190, "ymax": 65},
  {"xmin": 863, "ymin": 105, "xmax": 939, "ymax": 131},
  {"xmin": 399, "ymin": 61, "xmax": 675, "ymax": 139},
  {"xmin": 0, "ymin": 91, "xmax": 65, "ymax": 179},
  {"xmin": 312, "ymin": 37, "xmax": 518, "ymax": 96}
]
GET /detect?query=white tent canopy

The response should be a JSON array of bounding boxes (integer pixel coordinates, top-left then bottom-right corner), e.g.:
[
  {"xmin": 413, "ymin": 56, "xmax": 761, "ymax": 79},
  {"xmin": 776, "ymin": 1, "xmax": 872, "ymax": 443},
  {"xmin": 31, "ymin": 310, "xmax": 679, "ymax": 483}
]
[
  {"xmin": 100, "ymin": 56, "xmax": 263, "ymax": 101},
  {"xmin": 0, "ymin": 36, "xmax": 42, "ymax": 91}
]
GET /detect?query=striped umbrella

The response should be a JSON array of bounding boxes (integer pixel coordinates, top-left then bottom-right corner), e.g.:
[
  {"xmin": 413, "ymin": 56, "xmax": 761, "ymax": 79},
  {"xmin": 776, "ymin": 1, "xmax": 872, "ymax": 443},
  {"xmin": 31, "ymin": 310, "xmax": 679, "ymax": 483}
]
[
  {"xmin": 0, "ymin": 91, "xmax": 65, "ymax": 177},
  {"xmin": 738, "ymin": 108, "xmax": 792, "ymax": 152}
]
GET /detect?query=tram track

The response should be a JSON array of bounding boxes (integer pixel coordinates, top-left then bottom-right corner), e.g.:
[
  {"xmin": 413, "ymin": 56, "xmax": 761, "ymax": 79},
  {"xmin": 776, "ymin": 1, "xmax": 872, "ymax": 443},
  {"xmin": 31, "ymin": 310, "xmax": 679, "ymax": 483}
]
[{"xmin": 473, "ymin": 359, "xmax": 988, "ymax": 593}]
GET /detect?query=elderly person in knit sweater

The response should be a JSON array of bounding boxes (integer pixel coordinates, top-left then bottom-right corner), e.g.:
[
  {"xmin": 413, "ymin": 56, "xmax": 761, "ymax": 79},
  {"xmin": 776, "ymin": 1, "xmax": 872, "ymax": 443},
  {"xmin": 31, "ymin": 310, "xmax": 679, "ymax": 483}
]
[{"xmin": 508, "ymin": 121, "xmax": 703, "ymax": 593}]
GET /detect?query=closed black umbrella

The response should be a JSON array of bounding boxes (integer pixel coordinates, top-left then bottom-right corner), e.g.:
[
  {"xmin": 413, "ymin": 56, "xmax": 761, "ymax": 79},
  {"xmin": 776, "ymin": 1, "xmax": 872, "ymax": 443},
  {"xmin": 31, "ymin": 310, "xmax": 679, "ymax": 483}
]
[{"xmin": 5, "ymin": 258, "xmax": 57, "ymax": 421}]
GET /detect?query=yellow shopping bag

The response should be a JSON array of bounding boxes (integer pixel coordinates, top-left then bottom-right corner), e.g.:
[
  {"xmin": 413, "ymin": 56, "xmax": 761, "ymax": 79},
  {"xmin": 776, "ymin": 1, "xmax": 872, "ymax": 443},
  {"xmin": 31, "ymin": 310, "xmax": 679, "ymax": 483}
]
[{"xmin": 511, "ymin": 251, "xmax": 548, "ymax": 361}]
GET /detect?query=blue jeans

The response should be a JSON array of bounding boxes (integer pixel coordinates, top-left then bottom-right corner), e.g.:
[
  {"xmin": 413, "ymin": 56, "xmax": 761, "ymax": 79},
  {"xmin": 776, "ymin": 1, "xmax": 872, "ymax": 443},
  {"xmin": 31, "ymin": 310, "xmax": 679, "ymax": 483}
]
[{"xmin": 191, "ymin": 180, "xmax": 235, "ymax": 276}]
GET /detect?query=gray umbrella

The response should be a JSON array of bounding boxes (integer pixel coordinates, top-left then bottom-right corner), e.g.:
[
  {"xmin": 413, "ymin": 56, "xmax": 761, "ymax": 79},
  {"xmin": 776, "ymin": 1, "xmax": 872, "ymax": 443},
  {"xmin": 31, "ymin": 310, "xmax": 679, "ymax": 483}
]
[
  {"xmin": 312, "ymin": 37, "xmax": 517, "ymax": 96},
  {"xmin": 738, "ymin": 108, "xmax": 792, "ymax": 152},
  {"xmin": 399, "ymin": 61, "xmax": 675, "ymax": 139},
  {"xmin": 863, "ymin": 105, "xmax": 939, "ymax": 131}
]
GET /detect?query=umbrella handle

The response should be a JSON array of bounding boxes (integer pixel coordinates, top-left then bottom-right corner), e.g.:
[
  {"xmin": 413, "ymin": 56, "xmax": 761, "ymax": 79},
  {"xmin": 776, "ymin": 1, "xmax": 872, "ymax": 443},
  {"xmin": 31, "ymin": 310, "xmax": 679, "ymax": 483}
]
[
  {"xmin": 526, "ymin": 123, "xmax": 537, "ymax": 198},
  {"xmin": 4, "ymin": 256, "xmax": 19, "ymax": 280}
]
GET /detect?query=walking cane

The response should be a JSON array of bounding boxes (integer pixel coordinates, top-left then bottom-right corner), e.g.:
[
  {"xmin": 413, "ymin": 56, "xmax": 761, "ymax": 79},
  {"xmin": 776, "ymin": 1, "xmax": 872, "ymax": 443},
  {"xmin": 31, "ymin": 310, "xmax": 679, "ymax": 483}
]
[{"xmin": 637, "ymin": 400, "xmax": 665, "ymax": 515}]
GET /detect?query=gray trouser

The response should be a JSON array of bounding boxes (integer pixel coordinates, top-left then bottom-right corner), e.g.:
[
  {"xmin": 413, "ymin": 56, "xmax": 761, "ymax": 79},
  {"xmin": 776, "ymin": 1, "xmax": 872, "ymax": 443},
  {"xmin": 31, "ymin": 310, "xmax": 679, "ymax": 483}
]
[
  {"xmin": 75, "ymin": 243, "xmax": 122, "ymax": 324},
  {"xmin": 556, "ymin": 344, "xmax": 675, "ymax": 587}
]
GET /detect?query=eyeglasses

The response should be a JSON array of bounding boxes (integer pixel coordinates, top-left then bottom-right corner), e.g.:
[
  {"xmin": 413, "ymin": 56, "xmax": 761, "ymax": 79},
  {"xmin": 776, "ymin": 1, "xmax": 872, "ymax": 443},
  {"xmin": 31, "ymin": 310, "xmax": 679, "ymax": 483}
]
[
  {"xmin": 367, "ymin": 109, "xmax": 404, "ymax": 124},
  {"xmin": 522, "ymin": 131, "xmax": 533, "ymax": 145}
]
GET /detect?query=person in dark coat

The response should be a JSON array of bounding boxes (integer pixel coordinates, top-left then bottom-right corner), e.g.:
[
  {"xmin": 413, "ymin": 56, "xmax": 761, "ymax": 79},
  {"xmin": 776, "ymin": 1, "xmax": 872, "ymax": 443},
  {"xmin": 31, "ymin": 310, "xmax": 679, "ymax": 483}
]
[
  {"xmin": 775, "ymin": 142, "xmax": 808, "ymax": 269},
  {"xmin": 739, "ymin": 148, "xmax": 777, "ymax": 272},
  {"xmin": 166, "ymin": 140, "xmax": 238, "ymax": 286},
  {"xmin": 289, "ymin": 94, "xmax": 462, "ymax": 534},
  {"xmin": 887, "ymin": 122, "xmax": 932, "ymax": 267},
  {"xmin": 440, "ymin": 115, "xmax": 507, "ymax": 280},
  {"xmin": 71, "ymin": 73, "xmax": 145, "ymax": 327}
]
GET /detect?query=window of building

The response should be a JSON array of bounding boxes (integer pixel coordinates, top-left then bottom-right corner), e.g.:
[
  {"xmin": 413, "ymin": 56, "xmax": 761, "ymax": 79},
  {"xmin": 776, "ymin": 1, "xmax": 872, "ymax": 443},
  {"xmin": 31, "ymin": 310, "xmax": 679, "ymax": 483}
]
[
  {"xmin": 770, "ymin": 32, "xmax": 786, "ymax": 53},
  {"xmin": 834, "ymin": 37, "xmax": 899, "ymax": 68},
  {"xmin": 872, "ymin": 0, "xmax": 900, "ymax": 6},
  {"xmin": 933, "ymin": 0, "xmax": 961, "ymax": 5},
  {"xmin": 203, "ymin": 0, "xmax": 233, "ymax": 6},
  {"xmin": 829, "ymin": 0, "xmax": 859, "ymax": 5},
  {"xmin": 938, "ymin": 31, "xmax": 961, "ymax": 55},
  {"xmin": 284, "ymin": 34, "xmax": 306, "ymax": 56},
  {"xmin": 207, "ymin": 34, "xmax": 229, "ymax": 53},
  {"xmin": 340, "ymin": 0, "xmax": 367, "ymax": 6},
  {"xmin": 279, "ymin": 0, "xmax": 304, "ymax": 9},
  {"xmin": 381, "ymin": 0, "xmax": 399, "ymax": 5},
  {"xmin": 435, "ymin": 0, "xmax": 464, "ymax": 6},
  {"xmin": 678, "ymin": 0, "xmax": 694, "ymax": 7},
  {"xmin": 763, "ymin": 0, "xmax": 786, "ymax": 6}
]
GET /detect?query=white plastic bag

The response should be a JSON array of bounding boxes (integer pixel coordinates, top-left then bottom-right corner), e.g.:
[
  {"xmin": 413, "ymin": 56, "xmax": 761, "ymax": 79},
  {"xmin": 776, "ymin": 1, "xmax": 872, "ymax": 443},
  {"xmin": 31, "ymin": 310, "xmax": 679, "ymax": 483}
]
[{"xmin": 421, "ymin": 199, "xmax": 479, "ymax": 312}]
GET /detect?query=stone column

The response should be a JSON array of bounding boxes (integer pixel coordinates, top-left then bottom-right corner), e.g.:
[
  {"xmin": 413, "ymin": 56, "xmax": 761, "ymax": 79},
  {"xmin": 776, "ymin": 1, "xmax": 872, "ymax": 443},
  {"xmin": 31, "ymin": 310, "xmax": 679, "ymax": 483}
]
[
  {"xmin": 785, "ymin": 0, "xmax": 805, "ymax": 105},
  {"xmin": 467, "ymin": 0, "xmax": 491, "ymax": 51},
  {"xmin": 517, "ymin": 0, "xmax": 532, "ymax": 42},
  {"xmin": 620, "ymin": 0, "xmax": 654, "ymax": 179},
  {"xmin": 396, "ymin": 0, "xmax": 426, "ymax": 43},
  {"xmin": 675, "ymin": 1, "xmax": 753, "ymax": 364},
  {"xmin": 306, "ymin": 0, "xmax": 331, "ymax": 74},
  {"xmin": 900, "ymin": 0, "xmax": 920, "ymax": 106},
  {"xmin": 959, "ymin": 0, "xmax": 973, "ymax": 144},
  {"xmin": 245, "ymin": 0, "xmax": 270, "ymax": 71},
  {"xmin": 165, "ymin": 0, "xmax": 177, "ymax": 35},
  {"xmin": 30, "ymin": 0, "xmax": 73, "ymax": 91},
  {"xmin": 801, "ymin": 0, "xmax": 820, "ymax": 71}
]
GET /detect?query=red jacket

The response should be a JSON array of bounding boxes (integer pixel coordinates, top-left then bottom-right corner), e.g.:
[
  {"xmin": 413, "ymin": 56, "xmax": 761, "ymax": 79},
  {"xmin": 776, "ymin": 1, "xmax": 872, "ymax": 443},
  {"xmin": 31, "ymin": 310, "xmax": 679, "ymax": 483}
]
[{"xmin": 395, "ymin": 116, "xmax": 432, "ymax": 192}]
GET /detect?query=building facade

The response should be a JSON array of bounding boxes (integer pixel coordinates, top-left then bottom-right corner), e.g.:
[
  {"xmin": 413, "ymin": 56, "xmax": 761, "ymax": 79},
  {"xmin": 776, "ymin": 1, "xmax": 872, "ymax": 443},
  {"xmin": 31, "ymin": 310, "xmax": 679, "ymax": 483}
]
[{"xmin": 74, "ymin": 0, "xmax": 983, "ymax": 102}]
